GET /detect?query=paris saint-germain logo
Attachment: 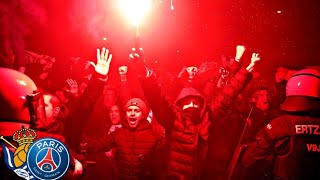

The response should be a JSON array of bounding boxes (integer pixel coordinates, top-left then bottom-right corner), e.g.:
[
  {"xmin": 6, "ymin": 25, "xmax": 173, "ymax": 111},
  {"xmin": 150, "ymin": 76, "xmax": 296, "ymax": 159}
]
[{"xmin": 26, "ymin": 138, "xmax": 70, "ymax": 180}]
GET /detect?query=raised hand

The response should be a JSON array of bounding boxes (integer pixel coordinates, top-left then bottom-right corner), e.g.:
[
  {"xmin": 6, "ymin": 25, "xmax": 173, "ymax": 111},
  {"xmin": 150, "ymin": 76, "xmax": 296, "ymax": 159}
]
[
  {"xmin": 129, "ymin": 47, "xmax": 147, "ymax": 77},
  {"xmin": 198, "ymin": 61, "xmax": 217, "ymax": 74},
  {"xmin": 250, "ymin": 53, "xmax": 261, "ymax": 64},
  {"xmin": 90, "ymin": 47, "xmax": 112, "ymax": 76},
  {"xmin": 235, "ymin": 45, "xmax": 246, "ymax": 62},
  {"xmin": 129, "ymin": 48, "xmax": 144, "ymax": 62},
  {"xmin": 246, "ymin": 53, "xmax": 261, "ymax": 72},
  {"xmin": 66, "ymin": 79, "xmax": 79, "ymax": 96},
  {"xmin": 72, "ymin": 158, "xmax": 83, "ymax": 177},
  {"xmin": 186, "ymin": 66, "xmax": 199, "ymax": 81}
]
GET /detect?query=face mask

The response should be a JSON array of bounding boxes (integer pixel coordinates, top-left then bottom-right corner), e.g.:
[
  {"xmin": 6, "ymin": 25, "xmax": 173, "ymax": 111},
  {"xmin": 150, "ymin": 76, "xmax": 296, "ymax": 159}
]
[{"xmin": 182, "ymin": 108, "xmax": 201, "ymax": 124}]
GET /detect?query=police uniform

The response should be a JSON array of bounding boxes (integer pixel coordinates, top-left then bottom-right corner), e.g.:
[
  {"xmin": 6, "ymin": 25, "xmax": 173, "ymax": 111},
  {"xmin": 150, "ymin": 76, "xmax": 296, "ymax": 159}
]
[
  {"xmin": 241, "ymin": 69, "xmax": 320, "ymax": 179},
  {"xmin": 0, "ymin": 68, "xmax": 82, "ymax": 179}
]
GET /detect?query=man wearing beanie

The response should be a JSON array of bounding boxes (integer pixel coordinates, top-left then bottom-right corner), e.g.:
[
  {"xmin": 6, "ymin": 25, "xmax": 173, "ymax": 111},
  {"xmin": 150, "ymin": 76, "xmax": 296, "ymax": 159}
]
[
  {"xmin": 124, "ymin": 98, "xmax": 149, "ymax": 128},
  {"xmin": 85, "ymin": 97, "xmax": 162, "ymax": 179}
]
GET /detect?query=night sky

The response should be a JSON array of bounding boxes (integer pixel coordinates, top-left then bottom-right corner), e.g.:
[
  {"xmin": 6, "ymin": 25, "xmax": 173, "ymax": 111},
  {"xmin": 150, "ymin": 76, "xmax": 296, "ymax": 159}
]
[{"xmin": 26, "ymin": 0, "xmax": 320, "ymax": 75}]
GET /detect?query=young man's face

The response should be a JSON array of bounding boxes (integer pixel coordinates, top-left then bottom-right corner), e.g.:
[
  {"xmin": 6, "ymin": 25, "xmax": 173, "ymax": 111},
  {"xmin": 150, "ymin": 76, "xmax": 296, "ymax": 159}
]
[
  {"xmin": 34, "ymin": 94, "xmax": 59, "ymax": 129},
  {"xmin": 126, "ymin": 106, "xmax": 143, "ymax": 128},
  {"xmin": 109, "ymin": 105, "xmax": 121, "ymax": 125},
  {"xmin": 275, "ymin": 67, "xmax": 287, "ymax": 83},
  {"xmin": 255, "ymin": 90, "xmax": 270, "ymax": 111},
  {"xmin": 103, "ymin": 89, "xmax": 117, "ymax": 108},
  {"xmin": 44, "ymin": 95, "xmax": 54, "ymax": 119}
]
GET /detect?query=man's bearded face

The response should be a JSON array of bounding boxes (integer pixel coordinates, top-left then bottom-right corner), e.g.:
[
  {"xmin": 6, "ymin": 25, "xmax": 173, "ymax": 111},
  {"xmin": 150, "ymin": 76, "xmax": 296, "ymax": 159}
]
[{"xmin": 126, "ymin": 106, "xmax": 143, "ymax": 128}]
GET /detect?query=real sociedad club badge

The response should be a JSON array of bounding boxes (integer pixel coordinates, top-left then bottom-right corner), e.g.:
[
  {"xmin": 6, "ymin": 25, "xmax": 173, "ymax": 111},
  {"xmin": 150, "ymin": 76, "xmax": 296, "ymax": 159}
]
[{"xmin": 1, "ymin": 126, "xmax": 70, "ymax": 180}]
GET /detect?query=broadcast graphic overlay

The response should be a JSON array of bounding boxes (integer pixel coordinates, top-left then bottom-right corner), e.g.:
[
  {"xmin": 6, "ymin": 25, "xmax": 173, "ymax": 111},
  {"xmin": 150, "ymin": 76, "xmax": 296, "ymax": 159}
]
[{"xmin": 1, "ymin": 126, "xmax": 70, "ymax": 180}]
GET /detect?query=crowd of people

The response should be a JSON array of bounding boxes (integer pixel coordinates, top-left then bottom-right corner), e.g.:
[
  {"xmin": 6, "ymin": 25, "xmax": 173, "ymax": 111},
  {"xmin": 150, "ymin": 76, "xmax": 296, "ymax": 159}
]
[{"xmin": 0, "ymin": 44, "xmax": 319, "ymax": 180}]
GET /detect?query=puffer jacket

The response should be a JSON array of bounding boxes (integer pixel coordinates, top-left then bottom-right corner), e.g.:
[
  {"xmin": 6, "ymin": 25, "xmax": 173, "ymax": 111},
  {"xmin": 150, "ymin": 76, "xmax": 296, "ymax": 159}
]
[
  {"xmin": 140, "ymin": 68, "xmax": 252, "ymax": 179},
  {"xmin": 87, "ymin": 119, "xmax": 162, "ymax": 180}
]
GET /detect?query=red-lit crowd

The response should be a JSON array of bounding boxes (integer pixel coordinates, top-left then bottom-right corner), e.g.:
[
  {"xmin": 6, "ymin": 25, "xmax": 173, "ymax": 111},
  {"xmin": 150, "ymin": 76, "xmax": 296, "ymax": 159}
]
[{"xmin": 1, "ymin": 45, "xmax": 320, "ymax": 180}]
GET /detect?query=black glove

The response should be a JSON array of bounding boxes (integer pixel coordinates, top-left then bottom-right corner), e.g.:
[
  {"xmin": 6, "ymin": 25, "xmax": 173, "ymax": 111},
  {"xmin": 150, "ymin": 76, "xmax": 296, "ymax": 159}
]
[{"xmin": 129, "ymin": 47, "xmax": 147, "ymax": 77}]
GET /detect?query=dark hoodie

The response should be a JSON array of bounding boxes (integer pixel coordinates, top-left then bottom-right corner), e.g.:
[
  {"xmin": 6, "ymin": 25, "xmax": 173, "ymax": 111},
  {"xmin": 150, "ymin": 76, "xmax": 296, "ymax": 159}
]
[
  {"xmin": 175, "ymin": 87, "xmax": 206, "ymax": 124},
  {"xmin": 139, "ymin": 68, "xmax": 252, "ymax": 179},
  {"xmin": 138, "ymin": 83, "xmax": 211, "ymax": 179}
]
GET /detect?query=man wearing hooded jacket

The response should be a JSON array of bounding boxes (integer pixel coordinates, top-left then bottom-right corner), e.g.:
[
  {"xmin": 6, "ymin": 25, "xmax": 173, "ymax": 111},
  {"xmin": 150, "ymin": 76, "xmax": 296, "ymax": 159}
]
[{"xmin": 135, "ymin": 48, "xmax": 262, "ymax": 179}]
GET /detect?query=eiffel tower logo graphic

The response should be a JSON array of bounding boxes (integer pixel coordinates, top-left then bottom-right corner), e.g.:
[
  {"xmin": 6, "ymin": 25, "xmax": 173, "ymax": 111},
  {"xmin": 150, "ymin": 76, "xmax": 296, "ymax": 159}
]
[{"xmin": 37, "ymin": 148, "xmax": 58, "ymax": 171}]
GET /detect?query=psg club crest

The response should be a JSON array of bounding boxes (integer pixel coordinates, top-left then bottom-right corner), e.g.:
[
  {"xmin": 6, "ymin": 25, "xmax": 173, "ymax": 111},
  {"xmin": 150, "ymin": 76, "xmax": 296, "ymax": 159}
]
[{"xmin": 1, "ymin": 126, "xmax": 70, "ymax": 180}]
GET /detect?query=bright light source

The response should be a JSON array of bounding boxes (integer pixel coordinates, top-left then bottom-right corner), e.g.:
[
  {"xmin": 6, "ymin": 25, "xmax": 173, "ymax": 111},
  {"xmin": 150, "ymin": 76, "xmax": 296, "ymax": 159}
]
[
  {"xmin": 170, "ymin": 0, "xmax": 174, "ymax": 10},
  {"xmin": 118, "ymin": 0, "xmax": 152, "ymax": 27},
  {"xmin": 102, "ymin": 37, "xmax": 107, "ymax": 41},
  {"xmin": 277, "ymin": 10, "xmax": 282, "ymax": 14}
]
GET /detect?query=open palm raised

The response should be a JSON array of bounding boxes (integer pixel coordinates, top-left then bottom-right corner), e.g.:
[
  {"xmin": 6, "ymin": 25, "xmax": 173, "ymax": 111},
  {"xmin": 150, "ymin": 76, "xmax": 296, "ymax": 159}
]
[{"xmin": 90, "ymin": 47, "xmax": 112, "ymax": 76}]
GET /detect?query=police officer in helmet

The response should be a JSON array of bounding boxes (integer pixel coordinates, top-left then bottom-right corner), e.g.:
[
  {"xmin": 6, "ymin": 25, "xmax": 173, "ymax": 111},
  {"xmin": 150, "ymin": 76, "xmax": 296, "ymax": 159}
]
[
  {"xmin": 241, "ymin": 68, "xmax": 320, "ymax": 179},
  {"xmin": 0, "ymin": 68, "xmax": 83, "ymax": 179}
]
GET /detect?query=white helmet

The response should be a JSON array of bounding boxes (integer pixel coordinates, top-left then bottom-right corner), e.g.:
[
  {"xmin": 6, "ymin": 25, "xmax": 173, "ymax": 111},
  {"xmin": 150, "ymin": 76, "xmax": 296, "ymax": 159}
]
[
  {"xmin": 0, "ymin": 68, "xmax": 37, "ymax": 136},
  {"xmin": 281, "ymin": 68, "xmax": 320, "ymax": 112}
]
